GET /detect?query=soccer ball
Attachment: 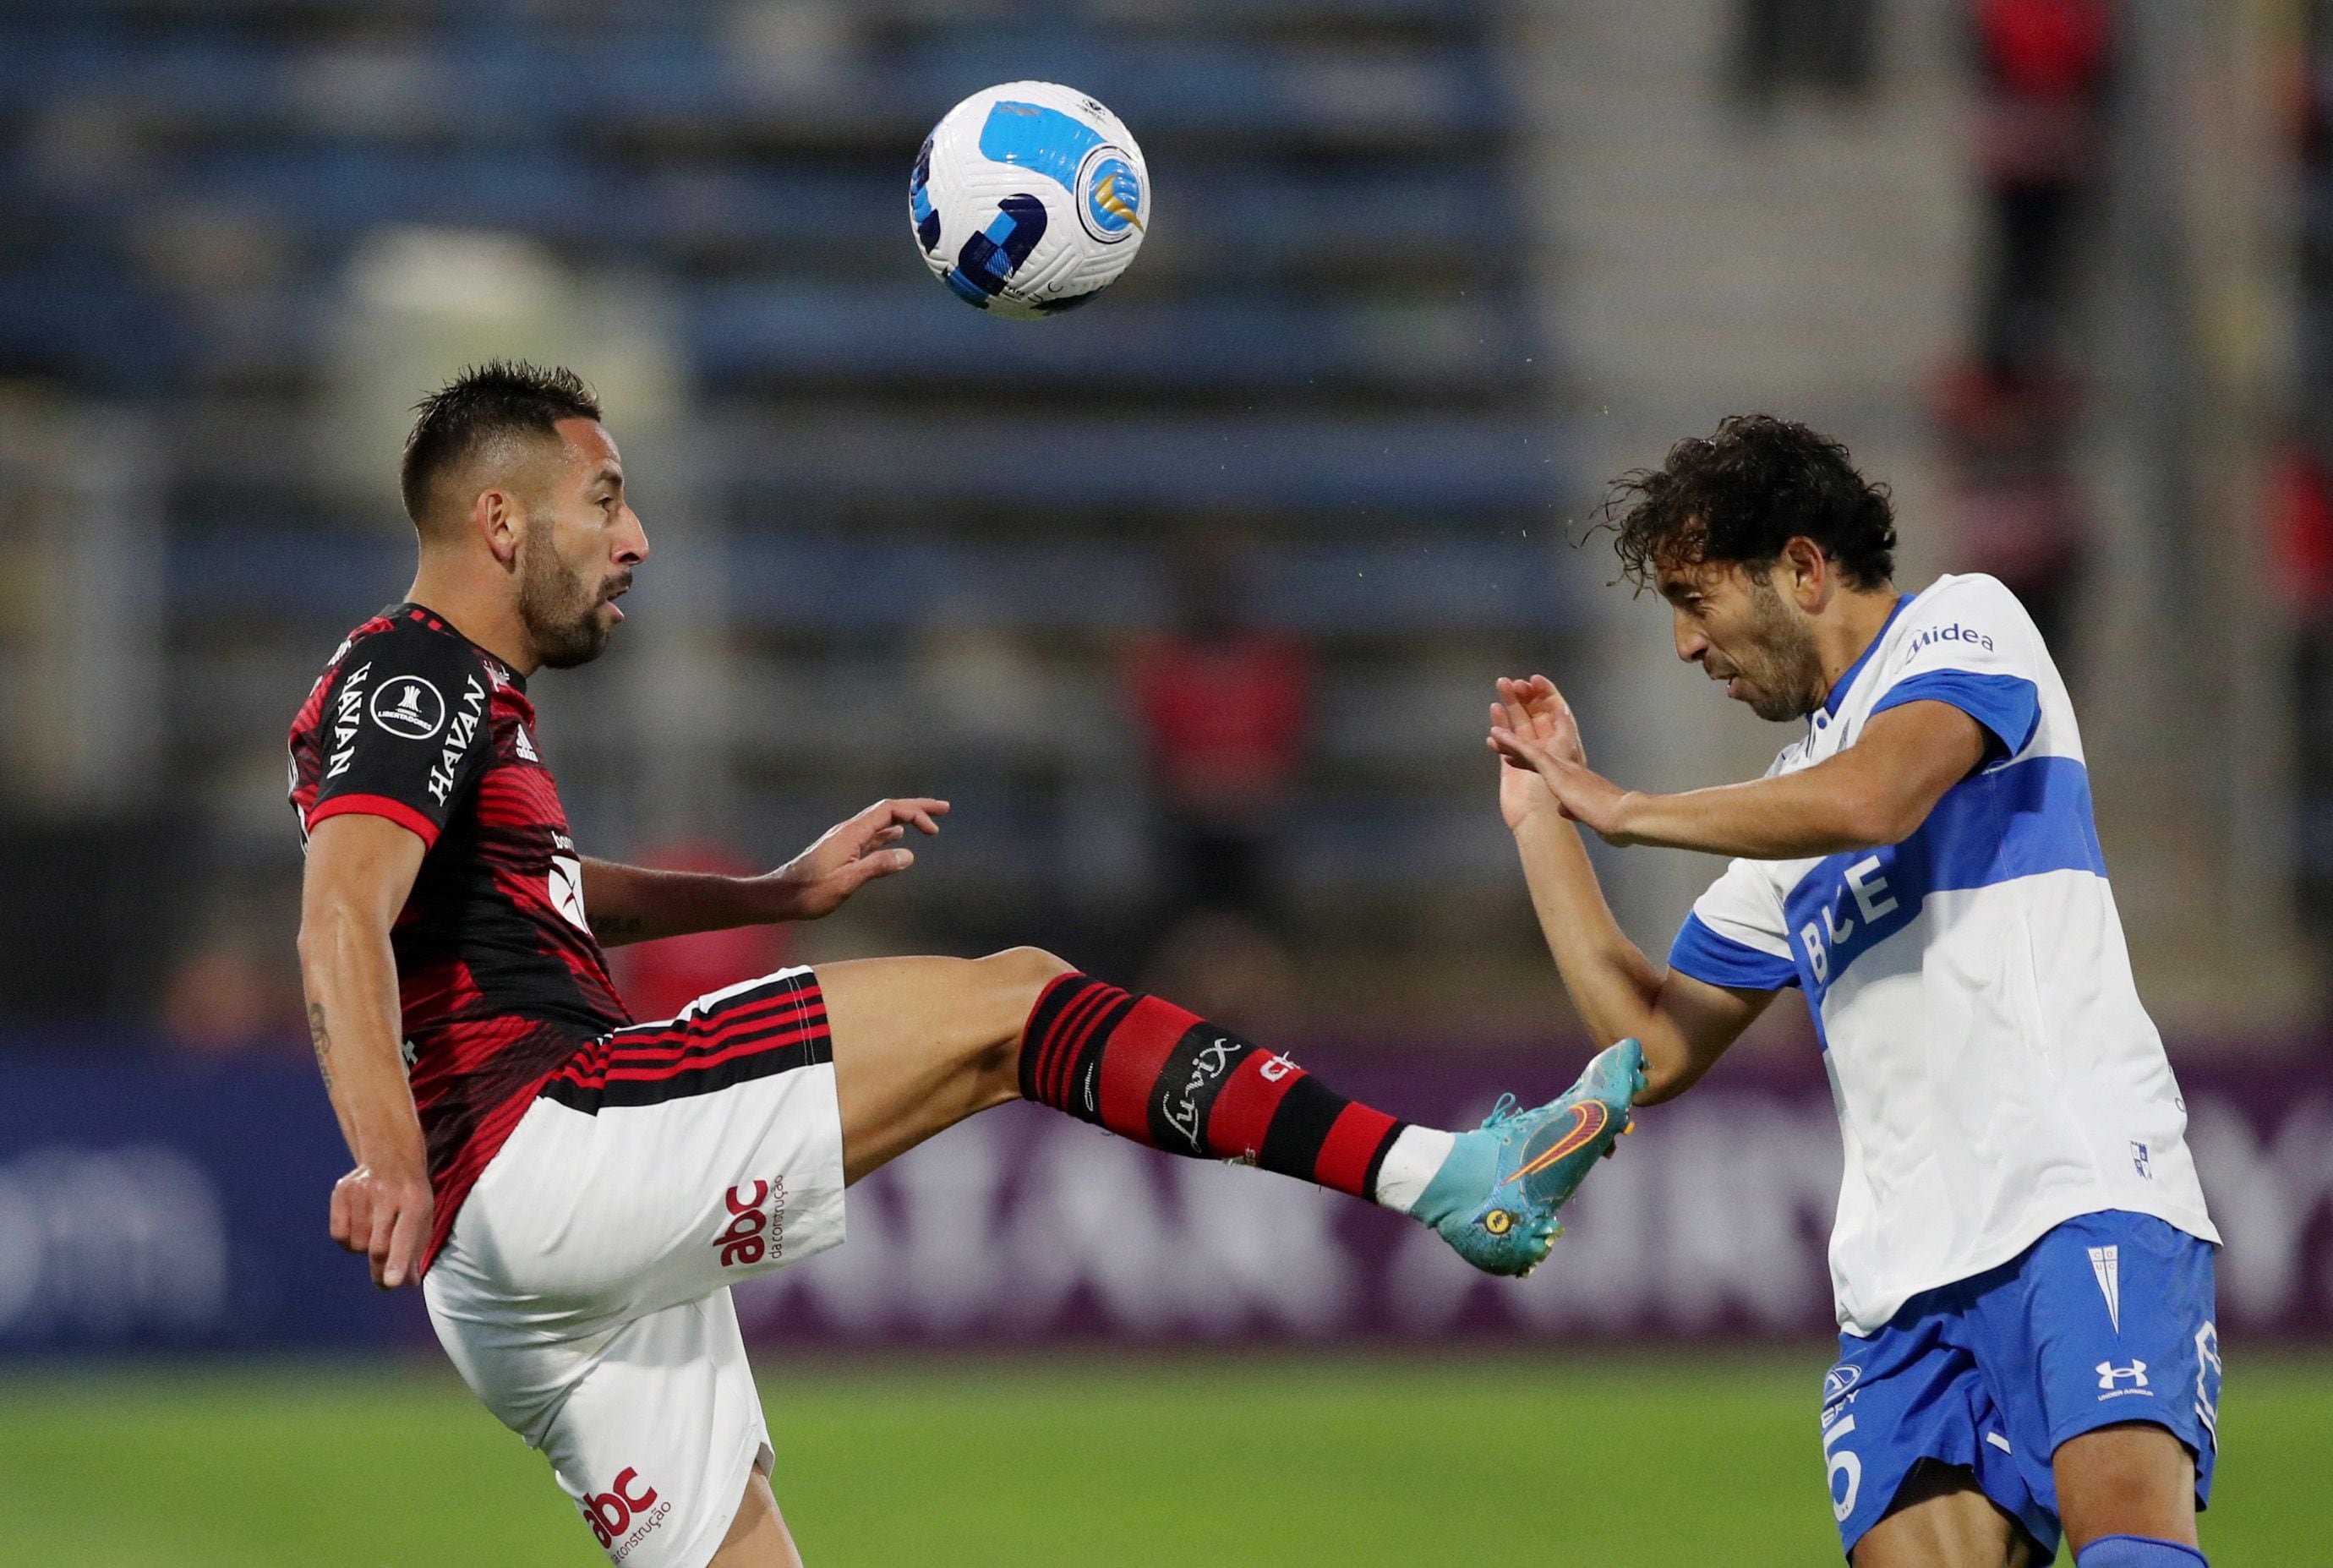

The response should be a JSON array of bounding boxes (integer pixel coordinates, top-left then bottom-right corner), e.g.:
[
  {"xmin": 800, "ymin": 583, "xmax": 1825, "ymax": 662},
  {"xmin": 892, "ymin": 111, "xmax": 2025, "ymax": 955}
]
[{"xmin": 910, "ymin": 81, "xmax": 1150, "ymax": 318}]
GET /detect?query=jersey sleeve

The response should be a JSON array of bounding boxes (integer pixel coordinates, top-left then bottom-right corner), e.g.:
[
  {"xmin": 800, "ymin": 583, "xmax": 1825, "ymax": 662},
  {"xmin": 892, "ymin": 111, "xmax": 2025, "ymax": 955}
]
[
  {"xmin": 1866, "ymin": 575, "xmax": 2044, "ymax": 762},
  {"xmin": 305, "ymin": 624, "xmax": 492, "ymax": 848},
  {"xmin": 1667, "ymin": 858, "xmax": 1799, "ymax": 993}
]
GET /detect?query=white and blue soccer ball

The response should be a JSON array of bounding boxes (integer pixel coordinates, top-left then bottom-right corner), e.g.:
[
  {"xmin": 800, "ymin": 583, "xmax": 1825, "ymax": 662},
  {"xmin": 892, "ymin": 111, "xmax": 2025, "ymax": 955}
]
[{"xmin": 910, "ymin": 81, "xmax": 1150, "ymax": 318}]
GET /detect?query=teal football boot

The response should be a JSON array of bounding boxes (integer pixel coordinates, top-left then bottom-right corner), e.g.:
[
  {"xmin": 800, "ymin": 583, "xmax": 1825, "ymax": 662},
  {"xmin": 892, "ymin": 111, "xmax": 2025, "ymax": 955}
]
[{"xmin": 1415, "ymin": 1038, "xmax": 1647, "ymax": 1277}]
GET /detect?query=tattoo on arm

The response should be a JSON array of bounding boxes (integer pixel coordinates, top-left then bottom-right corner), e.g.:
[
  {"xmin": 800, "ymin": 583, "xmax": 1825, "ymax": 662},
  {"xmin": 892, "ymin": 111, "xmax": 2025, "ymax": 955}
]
[
  {"xmin": 308, "ymin": 1002, "xmax": 335, "ymax": 1093},
  {"xmin": 590, "ymin": 913, "xmax": 647, "ymax": 941}
]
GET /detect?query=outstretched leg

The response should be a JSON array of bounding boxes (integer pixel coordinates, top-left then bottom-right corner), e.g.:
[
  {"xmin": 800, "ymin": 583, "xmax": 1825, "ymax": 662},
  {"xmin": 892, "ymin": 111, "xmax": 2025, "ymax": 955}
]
[
  {"xmin": 817, "ymin": 947, "xmax": 1645, "ymax": 1276},
  {"xmin": 820, "ymin": 947, "xmax": 1067, "ymax": 1181}
]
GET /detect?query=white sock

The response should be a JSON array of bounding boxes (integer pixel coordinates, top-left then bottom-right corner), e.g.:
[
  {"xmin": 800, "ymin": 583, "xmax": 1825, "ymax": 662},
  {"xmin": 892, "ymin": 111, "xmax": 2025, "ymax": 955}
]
[{"xmin": 1373, "ymin": 1125, "xmax": 1456, "ymax": 1215}]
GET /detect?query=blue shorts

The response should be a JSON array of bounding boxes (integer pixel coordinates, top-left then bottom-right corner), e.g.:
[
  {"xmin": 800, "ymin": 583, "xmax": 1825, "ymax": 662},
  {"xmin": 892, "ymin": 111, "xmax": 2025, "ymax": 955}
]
[{"xmin": 1821, "ymin": 1210, "xmax": 2219, "ymax": 1560}]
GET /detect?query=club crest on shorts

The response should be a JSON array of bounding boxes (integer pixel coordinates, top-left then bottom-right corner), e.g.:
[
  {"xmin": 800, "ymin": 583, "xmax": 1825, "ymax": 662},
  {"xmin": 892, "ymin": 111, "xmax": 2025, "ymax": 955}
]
[{"xmin": 2087, "ymin": 1243, "xmax": 2122, "ymax": 1333}]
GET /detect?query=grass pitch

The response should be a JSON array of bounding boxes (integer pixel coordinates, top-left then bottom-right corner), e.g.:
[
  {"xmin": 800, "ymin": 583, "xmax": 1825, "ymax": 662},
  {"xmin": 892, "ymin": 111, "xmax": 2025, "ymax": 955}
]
[{"xmin": 6, "ymin": 1351, "xmax": 2327, "ymax": 1565}]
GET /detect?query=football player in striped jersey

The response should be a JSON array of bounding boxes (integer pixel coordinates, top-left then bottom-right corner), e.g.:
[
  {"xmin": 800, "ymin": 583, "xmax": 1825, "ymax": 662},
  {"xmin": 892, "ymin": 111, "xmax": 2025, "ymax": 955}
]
[{"xmin": 290, "ymin": 360, "xmax": 1642, "ymax": 1568}]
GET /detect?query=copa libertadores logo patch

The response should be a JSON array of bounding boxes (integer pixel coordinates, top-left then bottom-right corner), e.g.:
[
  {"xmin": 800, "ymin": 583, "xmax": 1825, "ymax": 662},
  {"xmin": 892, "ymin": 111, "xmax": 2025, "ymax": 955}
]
[{"xmin": 369, "ymin": 675, "xmax": 447, "ymax": 740}]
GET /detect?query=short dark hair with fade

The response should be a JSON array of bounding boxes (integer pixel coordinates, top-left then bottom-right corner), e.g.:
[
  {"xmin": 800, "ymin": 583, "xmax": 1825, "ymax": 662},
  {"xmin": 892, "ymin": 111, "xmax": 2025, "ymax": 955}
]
[
  {"xmin": 1601, "ymin": 413, "xmax": 1897, "ymax": 593},
  {"xmin": 399, "ymin": 360, "xmax": 602, "ymax": 524}
]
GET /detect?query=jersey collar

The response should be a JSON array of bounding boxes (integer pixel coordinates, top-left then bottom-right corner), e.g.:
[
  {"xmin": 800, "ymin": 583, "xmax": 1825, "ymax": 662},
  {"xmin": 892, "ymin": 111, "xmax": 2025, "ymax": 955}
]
[
  {"xmin": 1817, "ymin": 591, "xmax": 1913, "ymax": 720},
  {"xmin": 389, "ymin": 601, "xmax": 527, "ymax": 692}
]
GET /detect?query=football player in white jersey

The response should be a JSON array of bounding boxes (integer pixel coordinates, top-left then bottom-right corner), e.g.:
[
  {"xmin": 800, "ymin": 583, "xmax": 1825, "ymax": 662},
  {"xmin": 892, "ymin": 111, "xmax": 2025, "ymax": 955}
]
[{"xmin": 1488, "ymin": 415, "xmax": 2221, "ymax": 1568}]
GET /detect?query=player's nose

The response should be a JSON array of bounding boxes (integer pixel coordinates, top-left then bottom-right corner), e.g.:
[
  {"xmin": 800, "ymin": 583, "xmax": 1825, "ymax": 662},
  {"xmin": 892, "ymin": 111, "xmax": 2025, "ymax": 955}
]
[
  {"xmin": 1672, "ymin": 612, "xmax": 1706, "ymax": 663},
  {"xmin": 619, "ymin": 506, "xmax": 649, "ymax": 565}
]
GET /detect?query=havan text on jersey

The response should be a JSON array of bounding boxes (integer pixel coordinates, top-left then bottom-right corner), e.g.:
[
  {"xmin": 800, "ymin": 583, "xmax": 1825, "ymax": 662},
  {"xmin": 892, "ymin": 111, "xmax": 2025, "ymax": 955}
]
[{"xmin": 287, "ymin": 604, "xmax": 632, "ymax": 1270}]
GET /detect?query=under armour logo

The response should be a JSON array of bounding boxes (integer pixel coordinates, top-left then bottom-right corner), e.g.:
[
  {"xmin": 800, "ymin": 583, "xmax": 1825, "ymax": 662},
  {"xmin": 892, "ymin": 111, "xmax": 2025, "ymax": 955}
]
[{"xmin": 2097, "ymin": 1360, "xmax": 2150, "ymax": 1391}]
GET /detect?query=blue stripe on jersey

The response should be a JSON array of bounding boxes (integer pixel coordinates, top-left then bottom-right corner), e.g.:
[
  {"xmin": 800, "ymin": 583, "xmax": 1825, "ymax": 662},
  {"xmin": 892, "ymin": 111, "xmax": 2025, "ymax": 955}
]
[
  {"xmin": 1783, "ymin": 754, "xmax": 2106, "ymax": 1003},
  {"xmin": 1822, "ymin": 594, "xmax": 1916, "ymax": 718},
  {"xmin": 1668, "ymin": 913, "xmax": 1801, "ymax": 992},
  {"xmin": 1870, "ymin": 670, "xmax": 2042, "ymax": 762}
]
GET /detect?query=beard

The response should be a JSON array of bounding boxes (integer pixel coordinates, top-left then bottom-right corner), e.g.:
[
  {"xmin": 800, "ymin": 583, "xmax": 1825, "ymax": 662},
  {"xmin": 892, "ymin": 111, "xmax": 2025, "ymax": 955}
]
[
  {"xmin": 1729, "ymin": 577, "xmax": 1825, "ymax": 722},
  {"xmin": 517, "ymin": 515, "xmax": 617, "ymax": 669}
]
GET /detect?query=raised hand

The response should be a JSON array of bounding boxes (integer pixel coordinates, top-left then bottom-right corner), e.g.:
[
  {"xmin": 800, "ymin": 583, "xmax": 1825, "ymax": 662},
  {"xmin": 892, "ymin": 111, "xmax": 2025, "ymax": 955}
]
[
  {"xmin": 1498, "ymin": 675, "xmax": 1587, "ymax": 768},
  {"xmin": 1488, "ymin": 678, "xmax": 1638, "ymax": 844},
  {"xmin": 1489, "ymin": 675, "xmax": 1586, "ymax": 832},
  {"xmin": 770, "ymin": 797, "xmax": 950, "ymax": 920}
]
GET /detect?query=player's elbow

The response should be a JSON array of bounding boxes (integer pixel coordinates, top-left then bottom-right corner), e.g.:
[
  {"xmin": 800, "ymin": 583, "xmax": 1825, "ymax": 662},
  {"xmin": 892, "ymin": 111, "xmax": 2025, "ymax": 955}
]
[
  {"xmin": 293, "ymin": 905, "xmax": 340, "ymax": 981},
  {"xmin": 1633, "ymin": 1068, "xmax": 1684, "ymax": 1106},
  {"xmin": 1633, "ymin": 1048, "xmax": 1699, "ymax": 1106},
  {"xmin": 1607, "ymin": 1024, "xmax": 1689, "ymax": 1106}
]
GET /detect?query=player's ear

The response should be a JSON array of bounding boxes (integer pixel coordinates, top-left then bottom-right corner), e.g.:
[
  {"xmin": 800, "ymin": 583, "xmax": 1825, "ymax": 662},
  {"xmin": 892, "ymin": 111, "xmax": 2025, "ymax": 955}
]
[
  {"xmin": 478, "ymin": 487, "xmax": 524, "ymax": 569},
  {"xmin": 1782, "ymin": 537, "xmax": 1829, "ymax": 610}
]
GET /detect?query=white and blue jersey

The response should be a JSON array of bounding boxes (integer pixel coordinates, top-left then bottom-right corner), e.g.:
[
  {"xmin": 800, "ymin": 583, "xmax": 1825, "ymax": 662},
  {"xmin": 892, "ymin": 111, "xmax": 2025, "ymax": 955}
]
[{"xmin": 1665, "ymin": 572, "xmax": 2219, "ymax": 1338}]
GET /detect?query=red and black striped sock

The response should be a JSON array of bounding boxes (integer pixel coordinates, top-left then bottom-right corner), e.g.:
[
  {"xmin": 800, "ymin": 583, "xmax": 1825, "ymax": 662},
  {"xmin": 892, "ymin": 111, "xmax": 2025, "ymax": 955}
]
[{"xmin": 1017, "ymin": 973, "xmax": 1412, "ymax": 1205}]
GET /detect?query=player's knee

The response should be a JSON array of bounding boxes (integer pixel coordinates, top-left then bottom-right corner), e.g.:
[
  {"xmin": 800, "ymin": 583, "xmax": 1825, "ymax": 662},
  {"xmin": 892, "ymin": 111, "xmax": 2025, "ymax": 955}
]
[
  {"xmin": 2055, "ymin": 1423, "xmax": 2196, "ymax": 1549},
  {"xmin": 977, "ymin": 944, "xmax": 1077, "ymax": 999},
  {"xmin": 968, "ymin": 947, "xmax": 1077, "ymax": 1078}
]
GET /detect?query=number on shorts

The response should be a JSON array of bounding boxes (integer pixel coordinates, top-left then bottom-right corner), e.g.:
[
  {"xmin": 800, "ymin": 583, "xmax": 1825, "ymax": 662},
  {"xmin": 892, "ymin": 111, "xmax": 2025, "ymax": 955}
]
[{"xmin": 1823, "ymin": 1412, "xmax": 1862, "ymax": 1522}]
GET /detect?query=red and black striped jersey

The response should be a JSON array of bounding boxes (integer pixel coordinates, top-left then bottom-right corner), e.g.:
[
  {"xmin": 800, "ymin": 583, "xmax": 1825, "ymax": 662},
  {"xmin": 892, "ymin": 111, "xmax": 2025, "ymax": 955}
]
[{"xmin": 287, "ymin": 603, "xmax": 632, "ymax": 1266}]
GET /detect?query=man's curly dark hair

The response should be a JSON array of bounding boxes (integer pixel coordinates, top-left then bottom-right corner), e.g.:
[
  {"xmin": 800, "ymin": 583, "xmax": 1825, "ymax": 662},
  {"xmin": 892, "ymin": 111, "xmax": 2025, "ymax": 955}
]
[{"xmin": 1602, "ymin": 414, "xmax": 1897, "ymax": 593}]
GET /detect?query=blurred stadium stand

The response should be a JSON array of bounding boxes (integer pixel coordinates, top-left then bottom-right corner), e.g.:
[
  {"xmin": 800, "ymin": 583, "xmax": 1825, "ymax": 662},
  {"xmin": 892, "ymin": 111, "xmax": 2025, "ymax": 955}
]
[
  {"xmin": 1530, "ymin": 0, "xmax": 2318, "ymax": 1025},
  {"xmin": 0, "ymin": 0, "xmax": 1582, "ymax": 1032},
  {"xmin": 0, "ymin": 0, "xmax": 2314, "ymax": 1038}
]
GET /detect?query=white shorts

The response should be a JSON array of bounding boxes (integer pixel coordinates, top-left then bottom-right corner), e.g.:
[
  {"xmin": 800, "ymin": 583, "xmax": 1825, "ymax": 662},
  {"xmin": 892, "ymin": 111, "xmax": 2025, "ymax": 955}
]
[{"xmin": 423, "ymin": 968, "xmax": 847, "ymax": 1568}]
